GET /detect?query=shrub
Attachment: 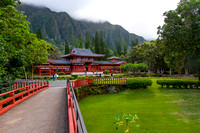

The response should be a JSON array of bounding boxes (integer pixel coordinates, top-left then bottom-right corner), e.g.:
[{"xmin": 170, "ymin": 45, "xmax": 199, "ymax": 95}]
[
  {"xmin": 68, "ymin": 76, "xmax": 74, "ymax": 80},
  {"xmin": 126, "ymin": 78, "xmax": 152, "ymax": 89},
  {"xmin": 114, "ymin": 71, "xmax": 119, "ymax": 74},
  {"xmin": 75, "ymin": 85, "xmax": 126, "ymax": 101},
  {"xmin": 157, "ymin": 80, "xmax": 200, "ymax": 89},
  {"xmin": 120, "ymin": 63, "xmax": 148, "ymax": 72},
  {"xmin": 104, "ymin": 70, "xmax": 110, "ymax": 74},
  {"xmin": 102, "ymin": 75, "xmax": 111, "ymax": 78},
  {"xmin": 71, "ymin": 74, "xmax": 78, "ymax": 79},
  {"xmin": 57, "ymin": 77, "xmax": 66, "ymax": 80},
  {"xmin": 58, "ymin": 72, "xmax": 65, "ymax": 75},
  {"xmin": 146, "ymin": 73, "xmax": 159, "ymax": 77}
]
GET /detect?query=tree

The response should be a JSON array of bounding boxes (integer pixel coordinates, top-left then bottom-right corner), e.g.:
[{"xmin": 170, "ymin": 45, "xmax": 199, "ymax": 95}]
[
  {"xmin": 49, "ymin": 45, "xmax": 62, "ymax": 59},
  {"xmin": 105, "ymin": 42, "xmax": 110, "ymax": 58},
  {"xmin": 78, "ymin": 33, "xmax": 83, "ymax": 48},
  {"xmin": 99, "ymin": 30, "xmax": 105, "ymax": 54},
  {"xmin": 71, "ymin": 32, "xmax": 79, "ymax": 48},
  {"xmin": 85, "ymin": 31, "xmax": 90, "ymax": 49},
  {"xmin": 158, "ymin": 0, "xmax": 200, "ymax": 78},
  {"xmin": 65, "ymin": 38, "xmax": 69, "ymax": 54},
  {"xmin": 177, "ymin": 0, "xmax": 200, "ymax": 78},
  {"xmin": 91, "ymin": 36, "xmax": 95, "ymax": 52},
  {"xmin": 36, "ymin": 28, "xmax": 43, "ymax": 39},
  {"xmin": 114, "ymin": 47, "xmax": 118, "ymax": 56},
  {"xmin": 126, "ymin": 40, "xmax": 167, "ymax": 73},
  {"xmin": 131, "ymin": 38, "xmax": 138, "ymax": 48},
  {"xmin": 116, "ymin": 36, "xmax": 122, "ymax": 56},
  {"xmin": 0, "ymin": 0, "xmax": 51, "ymax": 80},
  {"xmin": 124, "ymin": 39, "xmax": 128, "ymax": 55},
  {"xmin": 24, "ymin": 35, "xmax": 50, "ymax": 79},
  {"xmin": 95, "ymin": 31, "xmax": 100, "ymax": 54}
]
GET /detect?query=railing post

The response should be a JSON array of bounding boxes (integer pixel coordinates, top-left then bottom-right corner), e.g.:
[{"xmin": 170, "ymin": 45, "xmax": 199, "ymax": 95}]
[
  {"xmin": 0, "ymin": 103, "xmax": 2, "ymax": 112},
  {"xmin": 35, "ymin": 83, "xmax": 38, "ymax": 92},
  {"xmin": 26, "ymin": 86, "xmax": 29, "ymax": 96},
  {"xmin": 9, "ymin": 91, "xmax": 15, "ymax": 105}
]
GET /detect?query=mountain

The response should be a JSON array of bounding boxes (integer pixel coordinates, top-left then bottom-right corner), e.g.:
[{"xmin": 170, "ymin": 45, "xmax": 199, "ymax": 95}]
[{"xmin": 18, "ymin": 4, "xmax": 146, "ymax": 52}]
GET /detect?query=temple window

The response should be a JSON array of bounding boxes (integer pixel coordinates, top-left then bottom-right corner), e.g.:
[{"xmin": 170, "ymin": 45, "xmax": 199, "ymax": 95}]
[
  {"xmin": 90, "ymin": 58, "xmax": 93, "ymax": 61},
  {"xmin": 77, "ymin": 57, "xmax": 81, "ymax": 60}
]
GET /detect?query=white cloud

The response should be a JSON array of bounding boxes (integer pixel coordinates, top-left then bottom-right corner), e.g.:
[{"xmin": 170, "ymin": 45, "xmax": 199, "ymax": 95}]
[{"xmin": 21, "ymin": 0, "xmax": 180, "ymax": 40}]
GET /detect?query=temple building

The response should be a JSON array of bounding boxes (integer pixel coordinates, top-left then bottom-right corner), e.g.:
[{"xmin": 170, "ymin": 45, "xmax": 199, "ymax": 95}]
[{"xmin": 34, "ymin": 47, "xmax": 126, "ymax": 75}]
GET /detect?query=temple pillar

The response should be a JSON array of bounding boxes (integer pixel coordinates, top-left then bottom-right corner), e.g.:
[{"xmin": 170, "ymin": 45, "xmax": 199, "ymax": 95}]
[{"xmin": 39, "ymin": 66, "xmax": 41, "ymax": 75}]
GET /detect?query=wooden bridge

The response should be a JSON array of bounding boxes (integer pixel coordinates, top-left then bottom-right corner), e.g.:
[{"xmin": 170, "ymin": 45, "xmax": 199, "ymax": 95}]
[{"xmin": 0, "ymin": 78, "xmax": 127, "ymax": 133}]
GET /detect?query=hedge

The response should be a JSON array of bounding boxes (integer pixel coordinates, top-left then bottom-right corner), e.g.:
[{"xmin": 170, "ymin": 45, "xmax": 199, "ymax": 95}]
[
  {"xmin": 57, "ymin": 72, "xmax": 65, "ymax": 75},
  {"xmin": 157, "ymin": 80, "xmax": 200, "ymax": 89},
  {"xmin": 126, "ymin": 78, "xmax": 152, "ymax": 89},
  {"xmin": 75, "ymin": 85, "xmax": 126, "ymax": 102},
  {"xmin": 104, "ymin": 70, "xmax": 110, "ymax": 74}
]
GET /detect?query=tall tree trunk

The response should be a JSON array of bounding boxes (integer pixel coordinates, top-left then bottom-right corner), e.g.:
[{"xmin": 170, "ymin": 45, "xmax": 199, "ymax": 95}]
[
  {"xmin": 22, "ymin": 66, "xmax": 27, "ymax": 80},
  {"xmin": 31, "ymin": 66, "xmax": 34, "ymax": 80},
  {"xmin": 178, "ymin": 69, "xmax": 182, "ymax": 76},
  {"xmin": 170, "ymin": 68, "xmax": 172, "ymax": 75},
  {"xmin": 197, "ymin": 69, "xmax": 200, "ymax": 81},
  {"xmin": 161, "ymin": 69, "xmax": 164, "ymax": 74},
  {"xmin": 185, "ymin": 68, "xmax": 189, "ymax": 75}
]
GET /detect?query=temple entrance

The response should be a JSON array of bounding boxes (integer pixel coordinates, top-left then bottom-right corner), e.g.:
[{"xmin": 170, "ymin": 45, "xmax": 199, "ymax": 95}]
[{"xmin": 85, "ymin": 63, "xmax": 88, "ymax": 71}]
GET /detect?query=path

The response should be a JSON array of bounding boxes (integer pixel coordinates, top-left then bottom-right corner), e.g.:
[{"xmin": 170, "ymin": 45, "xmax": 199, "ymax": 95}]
[{"xmin": 0, "ymin": 81, "xmax": 68, "ymax": 133}]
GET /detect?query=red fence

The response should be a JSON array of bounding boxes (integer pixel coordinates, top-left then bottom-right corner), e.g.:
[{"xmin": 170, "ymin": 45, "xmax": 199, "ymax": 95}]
[
  {"xmin": 70, "ymin": 79, "xmax": 93, "ymax": 89},
  {"xmin": 71, "ymin": 78, "xmax": 127, "ymax": 88},
  {"xmin": 0, "ymin": 81, "xmax": 49, "ymax": 115}
]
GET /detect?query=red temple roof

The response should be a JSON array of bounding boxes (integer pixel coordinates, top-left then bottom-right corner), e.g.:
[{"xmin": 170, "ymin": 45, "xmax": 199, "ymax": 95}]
[
  {"xmin": 60, "ymin": 47, "xmax": 105, "ymax": 58},
  {"xmin": 48, "ymin": 59, "xmax": 71, "ymax": 64},
  {"xmin": 96, "ymin": 61, "xmax": 126, "ymax": 65}
]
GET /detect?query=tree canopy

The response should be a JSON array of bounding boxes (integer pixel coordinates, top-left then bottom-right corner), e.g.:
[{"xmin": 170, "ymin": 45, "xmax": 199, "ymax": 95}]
[
  {"xmin": 0, "ymin": 0, "xmax": 51, "ymax": 81},
  {"xmin": 158, "ymin": 0, "xmax": 200, "ymax": 78}
]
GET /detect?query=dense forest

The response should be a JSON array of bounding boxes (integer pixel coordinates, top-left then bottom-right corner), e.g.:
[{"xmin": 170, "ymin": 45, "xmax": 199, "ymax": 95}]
[
  {"xmin": 18, "ymin": 4, "xmax": 146, "ymax": 52},
  {"xmin": 0, "ymin": 0, "xmax": 199, "ymax": 83}
]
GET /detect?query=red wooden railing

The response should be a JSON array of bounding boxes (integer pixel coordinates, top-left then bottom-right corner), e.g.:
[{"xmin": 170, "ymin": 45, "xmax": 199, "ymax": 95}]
[
  {"xmin": 0, "ymin": 81, "xmax": 49, "ymax": 115},
  {"xmin": 67, "ymin": 82, "xmax": 77, "ymax": 133},
  {"xmin": 67, "ymin": 80, "xmax": 87, "ymax": 133},
  {"xmin": 71, "ymin": 78, "xmax": 127, "ymax": 89},
  {"xmin": 67, "ymin": 78, "xmax": 127, "ymax": 133}
]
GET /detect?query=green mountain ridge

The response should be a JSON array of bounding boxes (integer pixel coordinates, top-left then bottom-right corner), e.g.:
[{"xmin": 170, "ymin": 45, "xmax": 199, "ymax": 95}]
[{"xmin": 18, "ymin": 4, "xmax": 146, "ymax": 51}]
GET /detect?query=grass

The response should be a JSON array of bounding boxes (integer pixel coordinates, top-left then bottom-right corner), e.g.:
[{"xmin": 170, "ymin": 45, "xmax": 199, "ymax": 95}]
[{"xmin": 79, "ymin": 78, "xmax": 200, "ymax": 133}]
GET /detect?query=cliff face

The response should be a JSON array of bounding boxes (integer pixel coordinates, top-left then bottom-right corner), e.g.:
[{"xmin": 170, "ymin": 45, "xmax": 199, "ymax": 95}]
[{"xmin": 18, "ymin": 4, "xmax": 146, "ymax": 51}]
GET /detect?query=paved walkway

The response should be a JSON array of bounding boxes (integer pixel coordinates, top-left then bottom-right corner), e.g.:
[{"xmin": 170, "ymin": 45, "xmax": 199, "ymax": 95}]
[{"xmin": 0, "ymin": 84, "xmax": 68, "ymax": 133}]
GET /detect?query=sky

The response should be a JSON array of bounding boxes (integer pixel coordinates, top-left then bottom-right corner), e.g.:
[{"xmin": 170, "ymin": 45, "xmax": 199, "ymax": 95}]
[{"xmin": 21, "ymin": 0, "xmax": 180, "ymax": 40}]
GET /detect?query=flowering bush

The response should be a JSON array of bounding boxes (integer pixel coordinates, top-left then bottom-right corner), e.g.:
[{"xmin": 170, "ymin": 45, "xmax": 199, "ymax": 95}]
[{"xmin": 115, "ymin": 112, "xmax": 139, "ymax": 133}]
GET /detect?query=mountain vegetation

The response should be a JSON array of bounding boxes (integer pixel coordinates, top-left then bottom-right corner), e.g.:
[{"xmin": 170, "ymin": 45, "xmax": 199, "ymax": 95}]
[{"xmin": 18, "ymin": 4, "xmax": 146, "ymax": 52}]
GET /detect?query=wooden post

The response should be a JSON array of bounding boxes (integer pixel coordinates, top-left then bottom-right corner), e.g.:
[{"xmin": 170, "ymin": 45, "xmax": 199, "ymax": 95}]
[
  {"xmin": 39, "ymin": 65, "xmax": 41, "ymax": 75},
  {"xmin": 9, "ymin": 92, "xmax": 15, "ymax": 105}
]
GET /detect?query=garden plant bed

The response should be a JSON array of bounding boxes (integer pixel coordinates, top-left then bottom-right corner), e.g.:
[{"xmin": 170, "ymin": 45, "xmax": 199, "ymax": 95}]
[{"xmin": 79, "ymin": 78, "xmax": 200, "ymax": 133}]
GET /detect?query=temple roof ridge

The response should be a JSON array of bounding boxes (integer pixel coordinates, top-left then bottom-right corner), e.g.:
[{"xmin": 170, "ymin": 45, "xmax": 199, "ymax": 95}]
[
  {"xmin": 60, "ymin": 47, "xmax": 105, "ymax": 58},
  {"xmin": 107, "ymin": 56, "xmax": 121, "ymax": 60}
]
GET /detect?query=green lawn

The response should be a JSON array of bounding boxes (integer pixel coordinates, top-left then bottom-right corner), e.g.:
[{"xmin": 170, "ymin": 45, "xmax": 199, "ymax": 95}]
[{"xmin": 79, "ymin": 79, "xmax": 200, "ymax": 133}]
